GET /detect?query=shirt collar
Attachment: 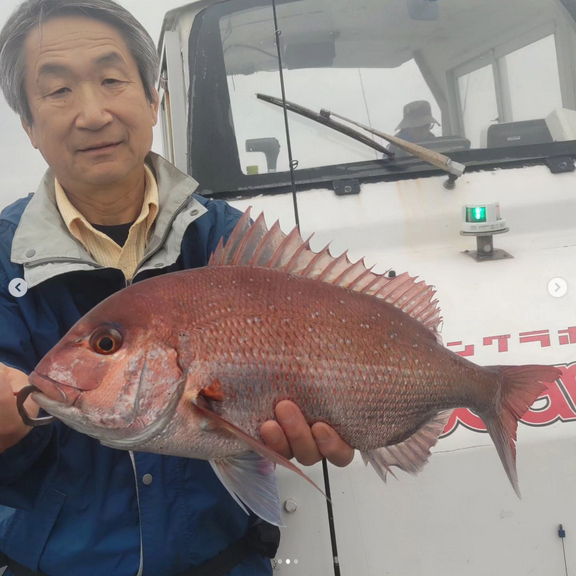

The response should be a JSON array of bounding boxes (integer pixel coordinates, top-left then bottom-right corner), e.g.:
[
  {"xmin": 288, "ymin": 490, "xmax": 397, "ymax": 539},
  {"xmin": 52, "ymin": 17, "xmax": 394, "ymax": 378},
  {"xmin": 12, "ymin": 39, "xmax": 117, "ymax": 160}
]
[
  {"xmin": 54, "ymin": 165, "xmax": 160, "ymax": 242},
  {"xmin": 10, "ymin": 152, "xmax": 205, "ymax": 266}
]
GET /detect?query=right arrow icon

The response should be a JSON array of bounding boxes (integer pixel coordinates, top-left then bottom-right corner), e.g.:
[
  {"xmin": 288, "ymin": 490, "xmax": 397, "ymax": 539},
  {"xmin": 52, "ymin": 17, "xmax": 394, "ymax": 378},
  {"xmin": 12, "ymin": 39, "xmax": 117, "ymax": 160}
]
[{"xmin": 548, "ymin": 278, "xmax": 568, "ymax": 298}]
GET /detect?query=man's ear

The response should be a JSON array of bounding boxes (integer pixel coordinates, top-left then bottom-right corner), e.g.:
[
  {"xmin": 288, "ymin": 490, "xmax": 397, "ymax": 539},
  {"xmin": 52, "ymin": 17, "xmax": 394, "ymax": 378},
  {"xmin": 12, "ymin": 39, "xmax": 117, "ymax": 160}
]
[
  {"xmin": 149, "ymin": 87, "xmax": 159, "ymax": 127},
  {"xmin": 20, "ymin": 116, "xmax": 38, "ymax": 149}
]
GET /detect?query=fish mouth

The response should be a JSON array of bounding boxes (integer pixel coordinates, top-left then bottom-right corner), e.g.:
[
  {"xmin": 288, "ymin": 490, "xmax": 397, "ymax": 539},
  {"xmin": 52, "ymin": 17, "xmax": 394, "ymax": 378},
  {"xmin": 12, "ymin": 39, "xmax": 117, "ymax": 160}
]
[
  {"xmin": 23, "ymin": 371, "xmax": 186, "ymax": 449},
  {"xmin": 18, "ymin": 371, "xmax": 82, "ymax": 427},
  {"xmin": 29, "ymin": 371, "xmax": 82, "ymax": 407}
]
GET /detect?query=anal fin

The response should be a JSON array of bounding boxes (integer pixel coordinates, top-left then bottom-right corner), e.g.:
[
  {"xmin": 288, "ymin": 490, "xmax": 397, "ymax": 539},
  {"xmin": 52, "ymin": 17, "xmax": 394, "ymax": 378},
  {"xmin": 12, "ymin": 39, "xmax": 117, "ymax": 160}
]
[{"xmin": 361, "ymin": 410, "xmax": 451, "ymax": 483}]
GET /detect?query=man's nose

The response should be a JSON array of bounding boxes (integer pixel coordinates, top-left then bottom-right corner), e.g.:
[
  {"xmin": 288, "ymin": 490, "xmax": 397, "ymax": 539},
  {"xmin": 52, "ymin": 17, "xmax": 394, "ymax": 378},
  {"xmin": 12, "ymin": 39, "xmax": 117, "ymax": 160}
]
[{"xmin": 75, "ymin": 85, "xmax": 114, "ymax": 130}]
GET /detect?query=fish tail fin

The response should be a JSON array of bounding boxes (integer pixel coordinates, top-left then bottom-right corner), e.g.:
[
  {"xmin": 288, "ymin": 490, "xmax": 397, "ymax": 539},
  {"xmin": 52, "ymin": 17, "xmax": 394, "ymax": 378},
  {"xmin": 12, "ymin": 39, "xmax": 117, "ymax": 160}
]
[{"xmin": 482, "ymin": 365, "xmax": 561, "ymax": 498}]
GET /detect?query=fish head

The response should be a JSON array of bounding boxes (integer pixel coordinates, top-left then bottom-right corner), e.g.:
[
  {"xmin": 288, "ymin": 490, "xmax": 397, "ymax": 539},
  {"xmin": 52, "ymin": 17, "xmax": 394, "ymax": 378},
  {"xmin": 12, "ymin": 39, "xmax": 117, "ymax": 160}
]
[{"xmin": 29, "ymin": 312, "xmax": 186, "ymax": 447}]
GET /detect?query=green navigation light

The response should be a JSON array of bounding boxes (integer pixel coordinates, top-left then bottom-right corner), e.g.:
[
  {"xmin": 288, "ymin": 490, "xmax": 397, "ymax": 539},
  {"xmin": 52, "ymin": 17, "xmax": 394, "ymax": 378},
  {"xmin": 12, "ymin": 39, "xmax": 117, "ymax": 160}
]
[{"xmin": 466, "ymin": 206, "xmax": 486, "ymax": 223}]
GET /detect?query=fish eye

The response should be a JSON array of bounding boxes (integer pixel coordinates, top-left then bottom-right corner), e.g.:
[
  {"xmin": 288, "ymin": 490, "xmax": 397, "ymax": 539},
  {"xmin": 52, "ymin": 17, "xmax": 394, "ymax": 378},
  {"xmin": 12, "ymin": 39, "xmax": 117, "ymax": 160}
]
[{"xmin": 90, "ymin": 327, "xmax": 123, "ymax": 355}]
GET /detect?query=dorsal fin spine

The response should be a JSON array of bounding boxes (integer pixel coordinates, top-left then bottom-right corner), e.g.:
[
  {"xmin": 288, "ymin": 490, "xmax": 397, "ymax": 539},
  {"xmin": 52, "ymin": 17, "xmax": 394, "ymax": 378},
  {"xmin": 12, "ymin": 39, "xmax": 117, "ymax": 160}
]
[
  {"xmin": 218, "ymin": 207, "xmax": 253, "ymax": 266},
  {"xmin": 266, "ymin": 226, "xmax": 302, "ymax": 269},
  {"xmin": 317, "ymin": 251, "xmax": 349, "ymax": 282},
  {"xmin": 283, "ymin": 234, "xmax": 314, "ymax": 273},
  {"xmin": 208, "ymin": 207, "xmax": 443, "ymax": 339},
  {"xmin": 248, "ymin": 220, "xmax": 282, "ymax": 267},
  {"xmin": 403, "ymin": 288, "xmax": 434, "ymax": 316},
  {"xmin": 339, "ymin": 259, "xmax": 368, "ymax": 288},
  {"xmin": 420, "ymin": 301, "xmax": 438, "ymax": 324},
  {"xmin": 397, "ymin": 284, "xmax": 424, "ymax": 309},
  {"xmin": 301, "ymin": 244, "xmax": 332, "ymax": 277},
  {"xmin": 346, "ymin": 265, "xmax": 375, "ymax": 291},
  {"xmin": 231, "ymin": 213, "xmax": 266, "ymax": 266},
  {"xmin": 389, "ymin": 282, "xmax": 419, "ymax": 306},
  {"xmin": 331, "ymin": 252, "xmax": 351, "ymax": 283},
  {"xmin": 360, "ymin": 272, "xmax": 391, "ymax": 295},
  {"xmin": 210, "ymin": 237, "xmax": 225, "ymax": 266},
  {"xmin": 374, "ymin": 274, "xmax": 410, "ymax": 300}
]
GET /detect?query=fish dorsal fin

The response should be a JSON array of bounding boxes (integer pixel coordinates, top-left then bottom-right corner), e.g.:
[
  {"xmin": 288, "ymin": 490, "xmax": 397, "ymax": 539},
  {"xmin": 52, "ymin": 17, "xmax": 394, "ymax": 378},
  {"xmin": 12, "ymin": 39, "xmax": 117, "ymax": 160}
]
[{"xmin": 209, "ymin": 207, "xmax": 443, "ymax": 338}]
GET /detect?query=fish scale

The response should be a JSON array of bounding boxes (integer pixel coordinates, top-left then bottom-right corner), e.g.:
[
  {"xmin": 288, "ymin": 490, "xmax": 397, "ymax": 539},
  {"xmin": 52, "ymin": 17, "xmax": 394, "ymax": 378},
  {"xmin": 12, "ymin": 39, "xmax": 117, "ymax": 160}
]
[
  {"xmin": 25, "ymin": 207, "xmax": 562, "ymax": 527},
  {"xmin": 177, "ymin": 266, "xmax": 485, "ymax": 451}
]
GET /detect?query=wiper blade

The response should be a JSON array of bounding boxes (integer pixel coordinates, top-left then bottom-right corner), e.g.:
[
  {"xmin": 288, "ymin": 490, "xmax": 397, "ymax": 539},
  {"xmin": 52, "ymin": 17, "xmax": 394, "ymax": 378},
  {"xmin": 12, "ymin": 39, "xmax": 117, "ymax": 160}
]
[
  {"xmin": 321, "ymin": 107, "xmax": 466, "ymax": 177},
  {"xmin": 256, "ymin": 93, "xmax": 394, "ymax": 158},
  {"xmin": 257, "ymin": 93, "xmax": 465, "ymax": 178}
]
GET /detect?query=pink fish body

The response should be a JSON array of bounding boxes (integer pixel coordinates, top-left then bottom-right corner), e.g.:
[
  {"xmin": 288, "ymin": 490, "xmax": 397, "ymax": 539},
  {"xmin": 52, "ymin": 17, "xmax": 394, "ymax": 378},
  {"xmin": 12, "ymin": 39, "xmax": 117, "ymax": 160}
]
[{"xmin": 27, "ymin": 208, "xmax": 561, "ymax": 525}]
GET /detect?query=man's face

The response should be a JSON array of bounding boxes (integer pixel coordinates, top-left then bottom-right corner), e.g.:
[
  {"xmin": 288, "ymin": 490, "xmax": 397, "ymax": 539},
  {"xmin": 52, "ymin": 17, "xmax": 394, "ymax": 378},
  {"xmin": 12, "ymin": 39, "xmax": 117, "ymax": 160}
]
[
  {"xmin": 404, "ymin": 124, "xmax": 433, "ymax": 138},
  {"xmin": 21, "ymin": 16, "xmax": 158, "ymax": 192}
]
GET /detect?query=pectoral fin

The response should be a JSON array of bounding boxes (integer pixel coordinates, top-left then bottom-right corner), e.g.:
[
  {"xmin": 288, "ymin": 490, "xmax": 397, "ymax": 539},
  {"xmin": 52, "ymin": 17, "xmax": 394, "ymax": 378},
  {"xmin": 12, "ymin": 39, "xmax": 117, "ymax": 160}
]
[
  {"xmin": 210, "ymin": 454, "xmax": 283, "ymax": 526},
  {"xmin": 193, "ymin": 391, "xmax": 328, "ymax": 524}
]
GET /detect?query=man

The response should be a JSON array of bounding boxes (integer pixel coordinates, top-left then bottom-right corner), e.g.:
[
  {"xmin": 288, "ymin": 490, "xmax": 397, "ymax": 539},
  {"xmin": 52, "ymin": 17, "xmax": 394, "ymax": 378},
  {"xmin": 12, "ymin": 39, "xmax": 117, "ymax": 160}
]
[
  {"xmin": 0, "ymin": 1, "xmax": 354, "ymax": 575},
  {"xmin": 387, "ymin": 100, "xmax": 439, "ymax": 156}
]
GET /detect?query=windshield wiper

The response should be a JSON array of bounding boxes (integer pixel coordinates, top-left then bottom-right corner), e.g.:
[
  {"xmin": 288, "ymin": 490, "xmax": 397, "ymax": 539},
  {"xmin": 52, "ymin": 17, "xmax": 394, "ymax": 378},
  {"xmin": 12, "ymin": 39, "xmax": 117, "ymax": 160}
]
[
  {"xmin": 256, "ymin": 93, "xmax": 394, "ymax": 158},
  {"xmin": 257, "ymin": 93, "xmax": 466, "ymax": 181},
  {"xmin": 321, "ymin": 107, "xmax": 465, "ymax": 178}
]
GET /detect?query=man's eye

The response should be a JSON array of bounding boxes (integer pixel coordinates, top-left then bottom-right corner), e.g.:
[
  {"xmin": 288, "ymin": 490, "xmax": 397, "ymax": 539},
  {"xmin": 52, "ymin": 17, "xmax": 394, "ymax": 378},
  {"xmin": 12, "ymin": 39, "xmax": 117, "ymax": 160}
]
[
  {"xmin": 50, "ymin": 88, "xmax": 69, "ymax": 96},
  {"xmin": 103, "ymin": 78, "xmax": 121, "ymax": 85}
]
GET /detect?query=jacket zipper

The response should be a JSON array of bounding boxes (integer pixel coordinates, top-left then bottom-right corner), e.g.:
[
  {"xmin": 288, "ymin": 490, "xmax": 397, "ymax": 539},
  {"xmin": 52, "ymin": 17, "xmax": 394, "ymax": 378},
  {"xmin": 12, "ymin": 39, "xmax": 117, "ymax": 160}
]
[
  {"xmin": 124, "ymin": 198, "xmax": 196, "ymax": 573},
  {"xmin": 24, "ymin": 256, "xmax": 107, "ymax": 267},
  {"xmin": 22, "ymin": 195, "xmax": 197, "ymax": 574},
  {"xmin": 129, "ymin": 452, "xmax": 144, "ymax": 576},
  {"xmin": 25, "ymin": 196, "xmax": 194, "ymax": 287},
  {"xmin": 126, "ymin": 196, "xmax": 194, "ymax": 287}
]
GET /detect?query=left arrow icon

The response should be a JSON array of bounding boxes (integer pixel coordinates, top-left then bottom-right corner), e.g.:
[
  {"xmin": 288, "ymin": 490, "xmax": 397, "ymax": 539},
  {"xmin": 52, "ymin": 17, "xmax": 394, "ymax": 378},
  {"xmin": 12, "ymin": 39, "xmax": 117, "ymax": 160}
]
[{"xmin": 9, "ymin": 278, "xmax": 28, "ymax": 298}]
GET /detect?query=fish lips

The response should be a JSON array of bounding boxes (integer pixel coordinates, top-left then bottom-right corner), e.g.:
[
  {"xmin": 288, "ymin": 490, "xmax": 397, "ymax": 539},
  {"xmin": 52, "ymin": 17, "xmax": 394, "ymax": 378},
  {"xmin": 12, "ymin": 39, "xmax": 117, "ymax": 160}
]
[{"xmin": 29, "ymin": 371, "xmax": 82, "ymax": 407}]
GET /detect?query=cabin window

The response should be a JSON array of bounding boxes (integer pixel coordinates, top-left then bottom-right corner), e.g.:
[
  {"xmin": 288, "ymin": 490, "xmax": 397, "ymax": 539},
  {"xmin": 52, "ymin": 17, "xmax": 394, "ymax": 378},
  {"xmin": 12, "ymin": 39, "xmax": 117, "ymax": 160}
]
[
  {"xmin": 452, "ymin": 28, "xmax": 567, "ymax": 148},
  {"xmin": 457, "ymin": 64, "xmax": 499, "ymax": 149},
  {"xmin": 504, "ymin": 35, "xmax": 563, "ymax": 122}
]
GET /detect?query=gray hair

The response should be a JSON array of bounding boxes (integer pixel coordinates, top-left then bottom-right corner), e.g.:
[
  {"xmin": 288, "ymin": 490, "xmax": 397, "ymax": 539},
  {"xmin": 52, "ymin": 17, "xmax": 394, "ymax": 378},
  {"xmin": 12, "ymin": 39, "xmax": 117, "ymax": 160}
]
[{"xmin": 0, "ymin": 0, "xmax": 160, "ymax": 124}]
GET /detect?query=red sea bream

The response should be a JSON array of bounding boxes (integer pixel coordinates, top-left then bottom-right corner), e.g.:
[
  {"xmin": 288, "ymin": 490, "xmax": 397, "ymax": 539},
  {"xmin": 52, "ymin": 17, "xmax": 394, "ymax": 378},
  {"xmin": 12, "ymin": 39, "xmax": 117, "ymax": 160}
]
[{"xmin": 26, "ymin": 208, "xmax": 561, "ymax": 525}]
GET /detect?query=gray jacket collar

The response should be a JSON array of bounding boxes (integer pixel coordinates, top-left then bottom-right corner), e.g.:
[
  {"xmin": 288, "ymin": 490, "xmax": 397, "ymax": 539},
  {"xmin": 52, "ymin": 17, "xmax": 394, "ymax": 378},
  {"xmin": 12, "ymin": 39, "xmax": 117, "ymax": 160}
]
[{"xmin": 11, "ymin": 152, "xmax": 207, "ymax": 288}]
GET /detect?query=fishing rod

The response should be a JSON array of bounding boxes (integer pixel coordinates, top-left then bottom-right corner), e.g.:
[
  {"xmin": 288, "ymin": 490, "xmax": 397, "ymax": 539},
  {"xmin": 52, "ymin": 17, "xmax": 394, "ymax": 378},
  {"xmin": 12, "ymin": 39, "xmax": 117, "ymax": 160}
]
[
  {"xmin": 270, "ymin": 0, "xmax": 300, "ymax": 230},
  {"xmin": 269, "ymin": 3, "xmax": 341, "ymax": 575}
]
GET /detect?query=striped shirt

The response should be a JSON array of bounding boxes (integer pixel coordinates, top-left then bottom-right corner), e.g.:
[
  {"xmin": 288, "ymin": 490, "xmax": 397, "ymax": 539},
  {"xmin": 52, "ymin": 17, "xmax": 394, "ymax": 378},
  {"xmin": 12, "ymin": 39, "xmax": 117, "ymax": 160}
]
[{"xmin": 54, "ymin": 165, "xmax": 159, "ymax": 282}]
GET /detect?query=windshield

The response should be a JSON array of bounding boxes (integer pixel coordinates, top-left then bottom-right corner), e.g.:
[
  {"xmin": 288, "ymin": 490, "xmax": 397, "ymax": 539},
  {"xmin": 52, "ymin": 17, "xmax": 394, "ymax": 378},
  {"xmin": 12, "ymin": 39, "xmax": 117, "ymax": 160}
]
[{"xmin": 209, "ymin": 0, "xmax": 576, "ymax": 177}]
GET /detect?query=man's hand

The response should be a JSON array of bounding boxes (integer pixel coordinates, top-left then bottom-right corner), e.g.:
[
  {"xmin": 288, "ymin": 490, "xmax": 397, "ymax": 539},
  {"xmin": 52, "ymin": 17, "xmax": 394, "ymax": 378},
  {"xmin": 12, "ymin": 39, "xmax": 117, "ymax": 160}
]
[
  {"xmin": 261, "ymin": 400, "xmax": 354, "ymax": 467},
  {"xmin": 0, "ymin": 363, "xmax": 38, "ymax": 453}
]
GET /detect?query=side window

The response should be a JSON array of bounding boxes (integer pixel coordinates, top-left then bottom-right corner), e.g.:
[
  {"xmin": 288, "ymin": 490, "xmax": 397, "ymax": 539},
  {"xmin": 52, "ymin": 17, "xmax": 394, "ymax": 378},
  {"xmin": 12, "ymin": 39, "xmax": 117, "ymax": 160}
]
[
  {"xmin": 457, "ymin": 64, "xmax": 499, "ymax": 148},
  {"xmin": 452, "ymin": 31, "xmax": 568, "ymax": 147},
  {"xmin": 503, "ymin": 35, "xmax": 563, "ymax": 121}
]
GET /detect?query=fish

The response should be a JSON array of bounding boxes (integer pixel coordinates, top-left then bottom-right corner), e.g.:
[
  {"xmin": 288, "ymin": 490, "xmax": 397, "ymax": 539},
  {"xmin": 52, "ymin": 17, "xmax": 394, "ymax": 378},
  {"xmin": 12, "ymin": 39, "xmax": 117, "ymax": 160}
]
[{"xmin": 25, "ymin": 207, "xmax": 561, "ymax": 526}]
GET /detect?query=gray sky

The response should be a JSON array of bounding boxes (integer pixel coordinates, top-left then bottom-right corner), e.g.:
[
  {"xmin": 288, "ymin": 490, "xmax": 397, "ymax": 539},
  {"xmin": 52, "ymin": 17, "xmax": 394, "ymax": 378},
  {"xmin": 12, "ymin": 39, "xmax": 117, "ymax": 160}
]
[{"xmin": 0, "ymin": 0, "xmax": 190, "ymax": 210}]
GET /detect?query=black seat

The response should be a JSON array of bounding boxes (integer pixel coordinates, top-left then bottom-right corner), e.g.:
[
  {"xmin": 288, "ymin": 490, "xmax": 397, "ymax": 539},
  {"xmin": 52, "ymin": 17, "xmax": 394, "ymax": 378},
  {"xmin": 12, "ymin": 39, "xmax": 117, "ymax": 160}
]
[{"xmin": 485, "ymin": 119, "xmax": 553, "ymax": 148}]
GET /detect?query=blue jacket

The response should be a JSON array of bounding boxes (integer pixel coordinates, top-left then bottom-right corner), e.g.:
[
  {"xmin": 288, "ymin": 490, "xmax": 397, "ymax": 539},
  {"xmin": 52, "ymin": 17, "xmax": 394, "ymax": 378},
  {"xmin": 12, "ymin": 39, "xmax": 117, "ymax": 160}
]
[{"xmin": 0, "ymin": 153, "xmax": 272, "ymax": 576}]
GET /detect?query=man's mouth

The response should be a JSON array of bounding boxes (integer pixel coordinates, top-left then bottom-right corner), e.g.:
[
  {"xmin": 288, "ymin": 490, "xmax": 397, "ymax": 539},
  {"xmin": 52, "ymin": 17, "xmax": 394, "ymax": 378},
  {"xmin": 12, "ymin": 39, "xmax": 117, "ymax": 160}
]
[{"xmin": 79, "ymin": 142, "xmax": 121, "ymax": 154}]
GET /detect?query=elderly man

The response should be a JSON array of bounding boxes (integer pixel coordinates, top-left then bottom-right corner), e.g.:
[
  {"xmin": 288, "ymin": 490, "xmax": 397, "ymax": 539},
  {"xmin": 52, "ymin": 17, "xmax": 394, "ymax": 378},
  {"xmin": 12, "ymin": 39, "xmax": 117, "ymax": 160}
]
[{"xmin": 0, "ymin": 1, "xmax": 354, "ymax": 575}]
